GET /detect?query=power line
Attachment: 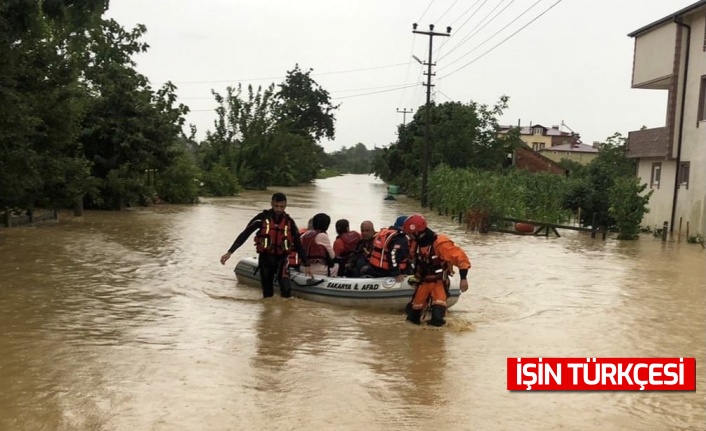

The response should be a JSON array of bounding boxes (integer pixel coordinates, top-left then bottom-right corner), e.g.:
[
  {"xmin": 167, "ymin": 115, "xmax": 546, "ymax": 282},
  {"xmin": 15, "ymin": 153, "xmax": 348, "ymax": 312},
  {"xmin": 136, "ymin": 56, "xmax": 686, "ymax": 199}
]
[
  {"xmin": 158, "ymin": 62, "xmax": 408, "ymax": 85},
  {"xmin": 186, "ymin": 82, "xmax": 420, "ymax": 105},
  {"xmin": 436, "ymin": 89, "xmax": 455, "ymax": 102},
  {"xmin": 438, "ymin": 0, "xmax": 519, "ymax": 62},
  {"xmin": 405, "ymin": 69, "xmax": 425, "ymax": 109},
  {"xmin": 435, "ymin": 0, "xmax": 460, "ymax": 23},
  {"xmin": 416, "ymin": 0, "xmax": 436, "ymax": 23},
  {"xmin": 449, "ymin": 0, "xmax": 489, "ymax": 36},
  {"xmin": 438, "ymin": 0, "xmax": 543, "ymax": 71},
  {"xmin": 438, "ymin": 0, "xmax": 564, "ymax": 80},
  {"xmin": 332, "ymin": 83, "xmax": 420, "ymax": 100},
  {"xmin": 448, "ymin": 0, "xmax": 484, "ymax": 28},
  {"xmin": 412, "ymin": 23, "xmax": 451, "ymax": 208},
  {"xmin": 397, "ymin": 36, "xmax": 417, "ymax": 108}
]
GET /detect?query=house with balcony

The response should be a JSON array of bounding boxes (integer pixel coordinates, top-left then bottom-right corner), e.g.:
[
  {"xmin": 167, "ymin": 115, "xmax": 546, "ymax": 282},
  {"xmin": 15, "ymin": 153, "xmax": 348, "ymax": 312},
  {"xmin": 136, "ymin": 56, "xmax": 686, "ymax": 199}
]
[
  {"xmin": 497, "ymin": 122, "xmax": 598, "ymax": 164},
  {"xmin": 627, "ymin": 0, "xmax": 706, "ymax": 236}
]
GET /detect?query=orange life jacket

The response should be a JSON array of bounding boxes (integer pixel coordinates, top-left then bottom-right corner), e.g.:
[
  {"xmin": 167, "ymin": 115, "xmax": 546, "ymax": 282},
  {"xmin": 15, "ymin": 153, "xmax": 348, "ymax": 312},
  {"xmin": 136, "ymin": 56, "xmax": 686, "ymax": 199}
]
[
  {"xmin": 368, "ymin": 228, "xmax": 408, "ymax": 271},
  {"xmin": 301, "ymin": 230, "xmax": 328, "ymax": 264},
  {"xmin": 254, "ymin": 213, "xmax": 294, "ymax": 256},
  {"xmin": 336, "ymin": 231, "xmax": 361, "ymax": 259}
]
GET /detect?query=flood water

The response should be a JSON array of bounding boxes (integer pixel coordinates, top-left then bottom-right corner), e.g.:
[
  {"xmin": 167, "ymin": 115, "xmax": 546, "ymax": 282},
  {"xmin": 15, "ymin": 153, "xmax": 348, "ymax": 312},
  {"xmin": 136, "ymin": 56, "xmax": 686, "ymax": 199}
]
[{"xmin": 0, "ymin": 174, "xmax": 704, "ymax": 431}]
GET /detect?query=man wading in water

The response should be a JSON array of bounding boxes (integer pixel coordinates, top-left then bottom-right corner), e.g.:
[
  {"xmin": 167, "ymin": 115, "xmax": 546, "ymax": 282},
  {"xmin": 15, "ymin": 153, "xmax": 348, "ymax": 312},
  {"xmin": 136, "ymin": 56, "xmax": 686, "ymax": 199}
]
[{"xmin": 220, "ymin": 193, "xmax": 312, "ymax": 298}]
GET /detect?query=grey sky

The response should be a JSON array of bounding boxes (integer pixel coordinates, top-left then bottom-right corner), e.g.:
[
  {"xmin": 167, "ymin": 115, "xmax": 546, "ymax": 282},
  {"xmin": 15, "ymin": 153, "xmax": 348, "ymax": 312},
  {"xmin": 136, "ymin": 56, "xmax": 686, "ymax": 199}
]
[{"xmin": 106, "ymin": 0, "xmax": 691, "ymax": 152}]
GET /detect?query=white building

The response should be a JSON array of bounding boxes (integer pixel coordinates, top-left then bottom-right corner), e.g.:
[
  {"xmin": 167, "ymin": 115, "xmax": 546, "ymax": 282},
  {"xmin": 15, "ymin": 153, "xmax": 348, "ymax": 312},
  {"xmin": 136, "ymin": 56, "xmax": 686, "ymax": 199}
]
[{"xmin": 627, "ymin": 0, "xmax": 706, "ymax": 237}]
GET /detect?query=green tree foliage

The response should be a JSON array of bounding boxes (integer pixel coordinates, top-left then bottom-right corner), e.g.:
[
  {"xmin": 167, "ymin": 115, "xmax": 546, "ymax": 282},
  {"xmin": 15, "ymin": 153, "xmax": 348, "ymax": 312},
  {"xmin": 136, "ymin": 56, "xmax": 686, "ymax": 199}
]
[
  {"xmin": 321, "ymin": 143, "xmax": 375, "ymax": 174},
  {"xmin": 1, "ymin": 2, "xmax": 195, "ymax": 214},
  {"xmin": 275, "ymin": 64, "xmax": 338, "ymax": 141},
  {"xmin": 80, "ymin": 20, "xmax": 190, "ymax": 209},
  {"xmin": 197, "ymin": 65, "xmax": 337, "ymax": 190},
  {"xmin": 201, "ymin": 165, "xmax": 239, "ymax": 197},
  {"xmin": 156, "ymin": 150, "xmax": 201, "ymax": 204},
  {"xmin": 563, "ymin": 133, "xmax": 638, "ymax": 228},
  {"xmin": 372, "ymin": 96, "xmax": 515, "ymax": 195},
  {"xmin": 609, "ymin": 178, "xmax": 653, "ymax": 240},
  {"xmin": 0, "ymin": 0, "xmax": 107, "ymax": 212}
]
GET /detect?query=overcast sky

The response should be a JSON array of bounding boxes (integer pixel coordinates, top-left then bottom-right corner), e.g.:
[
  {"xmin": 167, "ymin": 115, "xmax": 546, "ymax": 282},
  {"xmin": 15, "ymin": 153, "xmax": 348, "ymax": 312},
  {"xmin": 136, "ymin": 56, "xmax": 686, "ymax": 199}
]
[{"xmin": 106, "ymin": 0, "xmax": 694, "ymax": 152}]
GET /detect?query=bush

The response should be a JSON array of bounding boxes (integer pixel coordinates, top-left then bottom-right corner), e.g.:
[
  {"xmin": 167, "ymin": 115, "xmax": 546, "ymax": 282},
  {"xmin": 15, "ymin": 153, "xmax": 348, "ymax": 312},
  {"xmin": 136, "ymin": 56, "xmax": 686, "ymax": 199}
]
[
  {"xmin": 202, "ymin": 164, "xmax": 240, "ymax": 196},
  {"xmin": 156, "ymin": 154, "xmax": 201, "ymax": 203},
  {"xmin": 608, "ymin": 177, "xmax": 653, "ymax": 240}
]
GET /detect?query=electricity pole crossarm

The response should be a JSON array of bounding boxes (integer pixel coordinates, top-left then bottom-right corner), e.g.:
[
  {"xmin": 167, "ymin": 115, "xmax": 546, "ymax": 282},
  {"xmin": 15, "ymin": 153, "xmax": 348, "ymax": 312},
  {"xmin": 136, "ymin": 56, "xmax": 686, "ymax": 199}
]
[
  {"xmin": 412, "ymin": 23, "xmax": 450, "ymax": 208},
  {"xmin": 396, "ymin": 108, "xmax": 413, "ymax": 125}
]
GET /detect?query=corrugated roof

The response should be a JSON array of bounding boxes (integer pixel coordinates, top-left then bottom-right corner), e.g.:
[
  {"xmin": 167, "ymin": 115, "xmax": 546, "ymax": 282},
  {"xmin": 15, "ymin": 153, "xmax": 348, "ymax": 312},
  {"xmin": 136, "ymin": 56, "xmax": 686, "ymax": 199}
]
[{"xmin": 628, "ymin": 0, "xmax": 706, "ymax": 37}]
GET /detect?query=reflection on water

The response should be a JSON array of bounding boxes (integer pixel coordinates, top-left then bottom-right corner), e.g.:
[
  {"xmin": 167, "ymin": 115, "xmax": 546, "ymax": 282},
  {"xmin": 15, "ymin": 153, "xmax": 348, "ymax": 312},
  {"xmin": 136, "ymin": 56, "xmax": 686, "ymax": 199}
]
[{"xmin": 0, "ymin": 174, "xmax": 704, "ymax": 431}]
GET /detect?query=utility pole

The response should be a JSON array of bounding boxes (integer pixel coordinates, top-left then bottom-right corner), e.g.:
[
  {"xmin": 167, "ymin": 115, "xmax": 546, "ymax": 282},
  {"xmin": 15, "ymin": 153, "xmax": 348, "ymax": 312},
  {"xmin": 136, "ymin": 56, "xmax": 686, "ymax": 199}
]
[
  {"xmin": 413, "ymin": 23, "xmax": 450, "ymax": 208},
  {"xmin": 396, "ymin": 108, "xmax": 413, "ymax": 125}
]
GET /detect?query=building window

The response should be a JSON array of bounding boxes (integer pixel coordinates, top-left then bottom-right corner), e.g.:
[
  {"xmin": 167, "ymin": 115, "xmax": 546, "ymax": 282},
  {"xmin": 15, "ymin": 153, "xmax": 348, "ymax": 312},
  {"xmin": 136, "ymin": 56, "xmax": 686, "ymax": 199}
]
[
  {"xmin": 533, "ymin": 128, "xmax": 543, "ymax": 135},
  {"xmin": 679, "ymin": 161, "xmax": 690, "ymax": 189},
  {"xmin": 532, "ymin": 142, "xmax": 545, "ymax": 151},
  {"xmin": 697, "ymin": 75, "xmax": 706, "ymax": 121},
  {"xmin": 651, "ymin": 162, "xmax": 661, "ymax": 189}
]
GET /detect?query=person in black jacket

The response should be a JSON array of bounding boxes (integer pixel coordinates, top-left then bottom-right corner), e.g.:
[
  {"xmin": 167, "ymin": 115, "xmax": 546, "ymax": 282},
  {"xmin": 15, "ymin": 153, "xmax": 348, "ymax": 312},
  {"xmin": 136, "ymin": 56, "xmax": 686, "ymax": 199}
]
[{"xmin": 220, "ymin": 193, "xmax": 311, "ymax": 298}]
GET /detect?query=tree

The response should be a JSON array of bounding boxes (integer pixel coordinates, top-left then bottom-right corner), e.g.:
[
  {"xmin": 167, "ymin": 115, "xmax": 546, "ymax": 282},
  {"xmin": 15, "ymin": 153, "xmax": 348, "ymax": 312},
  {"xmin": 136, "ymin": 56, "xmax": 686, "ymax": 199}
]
[
  {"xmin": 199, "ymin": 66, "xmax": 339, "ymax": 190},
  {"xmin": 563, "ymin": 133, "xmax": 638, "ymax": 228},
  {"xmin": 322, "ymin": 143, "xmax": 375, "ymax": 174},
  {"xmin": 274, "ymin": 64, "xmax": 339, "ymax": 141},
  {"xmin": 0, "ymin": 0, "xmax": 107, "ymax": 212},
  {"xmin": 609, "ymin": 178, "xmax": 653, "ymax": 240},
  {"xmin": 80, "ymin": 19, "xmax": 189, "ymax": 209},
  {"xmin": 372, "ymin": 96, "xmax": 513, "ymax": 194}
]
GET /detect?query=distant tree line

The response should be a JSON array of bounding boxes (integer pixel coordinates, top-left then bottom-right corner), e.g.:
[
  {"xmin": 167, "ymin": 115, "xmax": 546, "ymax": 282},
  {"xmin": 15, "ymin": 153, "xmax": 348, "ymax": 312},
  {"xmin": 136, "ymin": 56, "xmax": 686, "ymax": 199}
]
[{"xmin": 319, "ymin": 143, "xmax": 380, "ymax": 177}]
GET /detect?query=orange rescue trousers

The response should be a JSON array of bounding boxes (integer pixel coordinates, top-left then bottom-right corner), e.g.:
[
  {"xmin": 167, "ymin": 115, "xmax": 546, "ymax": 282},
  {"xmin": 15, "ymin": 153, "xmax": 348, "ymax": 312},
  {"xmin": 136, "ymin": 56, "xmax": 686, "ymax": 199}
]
[{"xmin": 411, "ymin": 280, "xmax": 448, "ymax": 309}]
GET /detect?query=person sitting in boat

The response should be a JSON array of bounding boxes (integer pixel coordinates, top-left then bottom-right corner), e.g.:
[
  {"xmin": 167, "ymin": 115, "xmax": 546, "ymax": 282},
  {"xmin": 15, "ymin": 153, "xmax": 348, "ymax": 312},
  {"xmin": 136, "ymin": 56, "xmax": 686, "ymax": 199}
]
[
  {"xmin": 333, "ymin": 219, "xmax": 361, "ymax": 277},
  {"xmin": 360, "ymin": 216, "xmax": 411, "ymax": 282},
  {"xmin": 402, "ymin": 213, "xmax": 471, "ymax": 327},
  {"xmin": 345, "ymin": 220, "xmax": 375, "ymax": 277},
  {"xmin": 301, "ymin": 213, "xmax": 339, "ymax": 276},
  {"xmin": 220, "ymin": 192, "xmax": 311, "ymax": 298},
  {"xmin": 288, "ymin": 218, "xmax": 312, "ymax": 271}
]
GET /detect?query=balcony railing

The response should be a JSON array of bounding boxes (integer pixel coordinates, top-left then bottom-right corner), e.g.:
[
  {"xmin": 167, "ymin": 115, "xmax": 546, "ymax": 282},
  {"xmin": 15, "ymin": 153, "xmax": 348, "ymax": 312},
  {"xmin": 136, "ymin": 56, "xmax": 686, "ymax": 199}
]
[{"xmin": 626, "ymin": 127, "xmax": 671, "ymax": 158}]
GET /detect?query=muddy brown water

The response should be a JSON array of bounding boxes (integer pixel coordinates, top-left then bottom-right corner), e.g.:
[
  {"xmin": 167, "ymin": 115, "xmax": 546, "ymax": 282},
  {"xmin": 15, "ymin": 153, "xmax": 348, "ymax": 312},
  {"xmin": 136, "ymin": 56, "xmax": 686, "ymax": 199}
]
[{"xmin": 0, "ymin": 174, "xmax": 704, "ymax": 431}]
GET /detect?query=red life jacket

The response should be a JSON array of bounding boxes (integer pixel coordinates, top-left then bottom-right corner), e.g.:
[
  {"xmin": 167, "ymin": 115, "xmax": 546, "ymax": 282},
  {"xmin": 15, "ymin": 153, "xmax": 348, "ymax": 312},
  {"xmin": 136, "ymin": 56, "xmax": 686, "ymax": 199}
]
[
  {"xmin": 301, "ymin": 230, "xmax": 328, "ymax": 264},
  {"xmin": 288, "ymin": 227, "xmax": 308, "ymax": 267},
  {"xmin": 368, "ymin": 228, "xmax": 407, "ymax": 271},
  {"xmin": 336, "ymin": 231, "xmax": 361, "ymax": 259},
  {"xmin": 254, "ymin": 213, "xmax": 294, "ymax": 256}
]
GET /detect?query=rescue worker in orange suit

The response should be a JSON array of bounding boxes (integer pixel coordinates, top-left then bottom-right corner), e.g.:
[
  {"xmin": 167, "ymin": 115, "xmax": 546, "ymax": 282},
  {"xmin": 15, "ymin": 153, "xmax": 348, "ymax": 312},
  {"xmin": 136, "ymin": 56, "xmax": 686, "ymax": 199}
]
[
  {"xmin": 402, "ymin": 214, "xmax": 470, "ymax": 326},
  {"xmin": 360, "ymin": 216, "xmax": 411, "ymax": 282},
  {"xmin": 333, "ymin": 219, "xmax": 361, "ymax": 277},
  {"xmin": 220, "ymin": 193, "xmax": 311, "ymax": 298}
]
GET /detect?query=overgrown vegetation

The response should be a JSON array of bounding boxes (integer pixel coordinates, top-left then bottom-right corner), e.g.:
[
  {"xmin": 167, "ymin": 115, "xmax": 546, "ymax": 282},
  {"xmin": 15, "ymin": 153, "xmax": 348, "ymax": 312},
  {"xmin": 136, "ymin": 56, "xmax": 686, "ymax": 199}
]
[
  {"xmin": 373, "ymin": 98, "xmax": 651, "ymax": 239},
  {"xmin": 1, "ymin": 2, "xmax": 350, "ymax": 216}
]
